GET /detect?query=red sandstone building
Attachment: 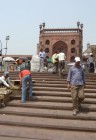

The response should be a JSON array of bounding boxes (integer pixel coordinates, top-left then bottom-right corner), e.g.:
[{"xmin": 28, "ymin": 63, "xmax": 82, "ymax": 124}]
[{"xmin": 37, "ymin": 22, "xmax": 83, "ymax": 62}]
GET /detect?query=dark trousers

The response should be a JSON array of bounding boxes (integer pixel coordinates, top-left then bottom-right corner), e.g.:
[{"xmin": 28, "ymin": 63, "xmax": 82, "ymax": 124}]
[
  {"xmin": 89, "ymin": 62, "xmax": 94, "ymax": 73},
  {"xmin": 59, "ymin": 60, "xmax": 65, "ymax": 69}
]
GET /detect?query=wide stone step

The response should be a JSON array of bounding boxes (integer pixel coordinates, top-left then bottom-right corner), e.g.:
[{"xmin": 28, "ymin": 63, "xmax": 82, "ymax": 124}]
[
  {"xmin": 0, "ymin": 113, "xmax": 96, "ymax": 132},
  {"xmin": 34, "ymin": 83, "xmax": 96, "ymax": 89},
  {"xmin": 1, "ymin": 106, "xmax": 96, "ymax": 120},
  {"xmin": 0, "ymin": 125, "xmax": 96, "ymax": 140},
  {"xmin": 34, "ymin": 79, "xmax": 96, "ymax": 86},
  {"xmin": 0, "ymin": 71, "xmax": 96, "ymax": 76},
  {"xmin": 11, "ymin": 90, "xmax": 96, "ymax": 98},
  {"xmin": 11, "ymin": 95, "xmax": 96, "ymax": 104},
  {"xmin": 33, "ymin": 81, "xmax": 96, "ymax": 86},
  {"xmin": 28, "ymin": 96, "xmax": 96, "ymax": 104},
  {"xmin": 7, "ymin": 100, "xmax": 96, "ymax": 111},
  {"xmin": 10, "ymin": 76, "xmax": 96, "ymax": 81},
  {"xmin": 8, "ymin": 74, "xmax": 96, "ymax": 81},
  {"xmin": 34, "ymin": 78, "xmax": 96, "ymax": 82},
  {"xmin": 8, "ymin": 74, "xmax": 96, "ymax": 80},
  {"xmin": 33, "ymin": 87, "xmax": 96, "ymax": 93},
  {"xmin": 32, "ymin": 91, "xmax": 96, "ymax": 98}
]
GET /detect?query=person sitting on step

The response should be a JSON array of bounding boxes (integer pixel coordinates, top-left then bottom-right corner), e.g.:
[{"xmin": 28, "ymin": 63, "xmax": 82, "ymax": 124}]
[{"xmin": 0, "ymin": 71, "xmax": 14, "ymax": 88}]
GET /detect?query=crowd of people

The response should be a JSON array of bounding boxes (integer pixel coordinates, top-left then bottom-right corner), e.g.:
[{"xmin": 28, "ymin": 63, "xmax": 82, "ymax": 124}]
[{"xmin": 0, "ymin": 50, "xmax": 95, "ymax": 116}]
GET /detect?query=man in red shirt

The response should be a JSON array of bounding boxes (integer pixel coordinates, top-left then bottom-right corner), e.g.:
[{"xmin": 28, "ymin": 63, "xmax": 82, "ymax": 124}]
[{"xmin": 19, "ymin": 69, "xmax": 32, "ymax": 103}]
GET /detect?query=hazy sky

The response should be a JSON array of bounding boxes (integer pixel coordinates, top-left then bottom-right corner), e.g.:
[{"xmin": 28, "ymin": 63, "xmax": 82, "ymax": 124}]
[{"xmin": 0, "ymin": 0, "xmax": 96, "ymax": 55}]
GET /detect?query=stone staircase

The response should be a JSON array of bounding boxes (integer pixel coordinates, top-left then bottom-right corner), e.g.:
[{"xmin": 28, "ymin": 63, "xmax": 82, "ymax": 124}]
[{"xmin": 0, "ymin": 72, "xmax": 96, "ymax": 140}]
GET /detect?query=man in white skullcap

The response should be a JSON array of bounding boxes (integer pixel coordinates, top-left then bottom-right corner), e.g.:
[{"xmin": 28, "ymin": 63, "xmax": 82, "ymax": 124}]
[{"xmin": 67, "ymin": 57, "xmax": 85, "ymax": 116}]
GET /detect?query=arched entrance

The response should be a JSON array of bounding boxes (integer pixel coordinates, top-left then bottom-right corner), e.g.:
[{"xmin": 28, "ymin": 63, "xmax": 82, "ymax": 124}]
[
  {"xmin": 70, "ymin": 56, "xmax": 75, "ymax": 62},
  {"xmin": 53, "ymin": 41, "xmax": 67, "ymax": 56}
]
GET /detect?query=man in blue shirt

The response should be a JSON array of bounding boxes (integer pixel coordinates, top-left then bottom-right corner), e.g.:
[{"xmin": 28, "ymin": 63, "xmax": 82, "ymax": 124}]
[{"xmin": 67, "ymin": 57, "xmax": 85, "ymax": 116}]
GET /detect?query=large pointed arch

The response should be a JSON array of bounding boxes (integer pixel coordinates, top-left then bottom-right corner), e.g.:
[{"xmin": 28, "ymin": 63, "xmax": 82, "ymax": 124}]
[{"xmin": 52, "ymin": 41, "xmax": 67, "ymax": 56}]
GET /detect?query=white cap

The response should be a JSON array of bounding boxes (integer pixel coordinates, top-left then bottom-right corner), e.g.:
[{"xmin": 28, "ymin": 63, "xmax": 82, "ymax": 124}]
[
  {"xmin": 90, "ymin": 53, "xmax": 92, "ymax": 55},
  {"xmin": 74, "ymin": 57, "xmax": 80, "ymax": 62}
]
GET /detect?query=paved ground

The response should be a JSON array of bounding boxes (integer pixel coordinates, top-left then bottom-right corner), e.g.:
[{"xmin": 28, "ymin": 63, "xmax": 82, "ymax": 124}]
[{"xmin": 0, "ymin": 136, "xmax": 38, "ymax": 140}]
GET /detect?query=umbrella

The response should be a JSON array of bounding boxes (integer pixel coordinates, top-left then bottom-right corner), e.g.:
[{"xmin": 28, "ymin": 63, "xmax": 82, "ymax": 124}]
[{"xmin": 3, "ymin": 57, "xmax": 15, "ymax": 62}]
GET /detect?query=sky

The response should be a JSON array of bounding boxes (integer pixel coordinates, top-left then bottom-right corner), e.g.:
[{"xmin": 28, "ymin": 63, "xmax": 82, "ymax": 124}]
[{"xmin": 0, "ymin": 0, "xmax": 96, "ymax": 55}]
